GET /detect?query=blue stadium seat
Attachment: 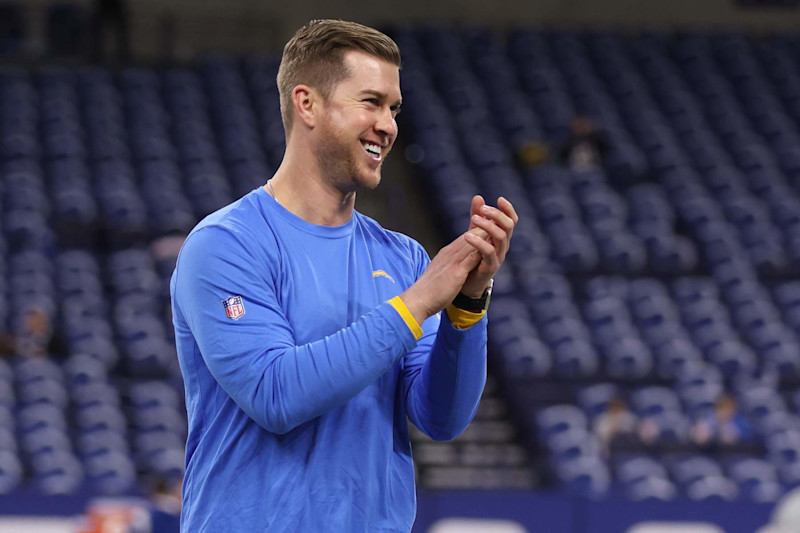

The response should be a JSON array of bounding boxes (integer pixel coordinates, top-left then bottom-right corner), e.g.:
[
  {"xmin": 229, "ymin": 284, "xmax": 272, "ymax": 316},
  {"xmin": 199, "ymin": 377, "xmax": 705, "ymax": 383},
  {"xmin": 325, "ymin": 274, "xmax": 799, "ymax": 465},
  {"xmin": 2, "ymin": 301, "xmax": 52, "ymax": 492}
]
[
  {"xmin": 537, "ymin": 405, "xmax": 588, "ymax": 438},
  {"xmin": 615, "ymin": 455, "xmax": 669, "ymax": 486},
  {"xmin": 30, "ymin": 449, "xmax": 83, "ymax": 495},
  {"xmin": 626, "ymin": 476, "xmax": 678, "ymax": 501},
  {"xmin": 134, "ymin": 430, "xmax": 185, "ymax": 468},
  {"xmin": 499, "ymin": 336, "xmax": 552, "ymax": 379},
  {"xmin": 77, "ymin": 428, "xmax": 129, "ymax": 458},
  {"xmin": 604, "ymin": 337, "xmax": 653, "ymax": 379},
  {"xmin": 758, "ymin": 411, "xmax": 800, "ymax": 440},
  {"xmin": 0, "ymin": 387, "xmax": 13, "ymax": 411},
  {"xmin": 652, "ymin": 336, "xmax": 703, "ymax": 379},
  {"xmin": 685, "ymin": 476, "xmax": 739, "ymax": 502},
  {"xmin": 146, "ymin": 447, "xmax": 185, "ymax": 480},
  {"xmin": 133, "ymin": 405, "xmax": 186, "ymax": 437},
  {"xmin": 68, "ymin": 334, "xmax": 119, "ymax": 369},
  {"xmin": 706, "ymin": 340, "xmax": 758, "ymax": 378},
  {"xmin": 577, "ymin": 383, "xmax": 618, "ymax": 421},
  {"xmin": 128, "ymin": 381, "xmax": 181, "ymax": 411},
  {"xmin": 71, "ymin": 382, "xmax": 120, "ymax": 410},
  {"xmin": 671, "ymin": 455, "xmax": 724, "ymax": 487},
  {"xmin": 17, "ymin": 379, "xmax": 68, "ymax": 409},
  {"xmin": 552, "ymin": 338, "xmax": 601, "ymax": 379},
  {"xmin": 766, "ymin": 431, "xmax": 800, "ymax": 483},
  {"xmin": 63, "ymin": 354, "xmax": 108, "ymax": 387},
  {"xmin": 0, "ymin": 450, "xmax": 22, "ymax": 494},
  {"xmin": 585, "ymin": 276, "xmax": 629, "ymax": 300},
  {"xmin": 20, "ymin": 426, "xmax": 72, "ymax": 456},
  {"xmin": 84, "ymin": 450, "xmax": 138, "ymax": 495},
  {"xmin": 75, "ymin": 404, "xmax": 127, "ymax": 434},
  {"xmin": 630, "ymin": 387, "xmax": 682, "ymax": 418},
  {"xmin": 556, "ymin": 455, "xmax": 611, "ymax": 497}
]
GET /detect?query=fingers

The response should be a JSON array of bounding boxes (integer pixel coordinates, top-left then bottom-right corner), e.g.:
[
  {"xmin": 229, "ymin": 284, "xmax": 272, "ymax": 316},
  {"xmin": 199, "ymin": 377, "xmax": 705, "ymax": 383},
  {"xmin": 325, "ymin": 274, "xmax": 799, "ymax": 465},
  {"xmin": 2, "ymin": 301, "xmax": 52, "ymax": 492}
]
[
  {"xmin": 470, "ymin": 195, "xmax": 486, "ymax": 220},
  {"xmin": 469, "ymin": 196, "xmax": 519, "ymax": 234},
  {"xmin": 477, "ymin": 204, "xmax": 515, "ymax": 233},
  {"xmin": 462, "ymin": 196, "xmax": 519, "ymax": 273},
  {"xmin": 467, "ymin": 227, "xmax": 490, "ymax": 240},
  {"xmin": 470, "ymin": 196, "xmax": 519, "ymax": 261},
  {"xmin": 460, "ymin": 197, "xmax": 518, "ymax": 299},
  {"xmin": 498, "ymin": 197, "xmax": 519, "ymax": 225},
  {"xmin": 440, "ymin": 231, "xmax": 484, "ymax": 265},
  {"xmin": 464, "ymin": 232, "xmax": 498, "ymax": 268},
  {"xmin": 467, "ymin": 195, "xmax": 486, "ymax": 233},
  {"xmin": 471, "ymin": 214, "xmax": 507, "ymax": 245}
]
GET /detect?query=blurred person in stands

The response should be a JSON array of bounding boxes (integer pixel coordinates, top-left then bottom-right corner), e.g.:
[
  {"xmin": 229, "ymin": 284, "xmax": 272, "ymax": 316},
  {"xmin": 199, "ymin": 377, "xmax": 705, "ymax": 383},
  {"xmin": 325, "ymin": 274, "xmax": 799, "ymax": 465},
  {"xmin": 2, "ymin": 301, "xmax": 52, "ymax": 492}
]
[
  {"xmin": 559, "ymin": 115, "xmax": 608, "ymax": 171},
  {"xmin": 14, "ymin": 307, "xmax": 67, "ymax": 359},
  {"xmin": 128, "ymin": 476, "xmax": 181, "ymax": 533},
  {"xmin": 593, "ymin": 396, "xmax": 640, "ymax": 457},
  {"xmin": 146, "ymin": 476, "xmax": 181, "ymax": 533},
  {"xmin": 170, "ymin": 19, "xmax": 517, "ymax": 532},
  {"xmin": 691, "ymin": 393, "xmax": 755, "ymax": 448}
]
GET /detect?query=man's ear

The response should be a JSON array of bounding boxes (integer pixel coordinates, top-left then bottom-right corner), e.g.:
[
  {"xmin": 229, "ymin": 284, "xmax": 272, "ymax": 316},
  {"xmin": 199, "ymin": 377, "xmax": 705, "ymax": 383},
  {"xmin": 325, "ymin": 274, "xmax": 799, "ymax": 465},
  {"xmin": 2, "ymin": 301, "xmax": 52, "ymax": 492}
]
[{"xmin": 292, "ymin": 84, "xmax": 318, "ymax": 129}]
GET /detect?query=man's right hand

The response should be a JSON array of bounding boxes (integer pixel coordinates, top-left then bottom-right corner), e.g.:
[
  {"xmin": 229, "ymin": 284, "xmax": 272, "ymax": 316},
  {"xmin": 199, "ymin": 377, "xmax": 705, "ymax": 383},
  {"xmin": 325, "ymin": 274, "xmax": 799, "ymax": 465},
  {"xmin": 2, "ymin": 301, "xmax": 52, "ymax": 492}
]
[{"xmin": 399, "ymin": 230, "xmax": 484, "ymax": 326}]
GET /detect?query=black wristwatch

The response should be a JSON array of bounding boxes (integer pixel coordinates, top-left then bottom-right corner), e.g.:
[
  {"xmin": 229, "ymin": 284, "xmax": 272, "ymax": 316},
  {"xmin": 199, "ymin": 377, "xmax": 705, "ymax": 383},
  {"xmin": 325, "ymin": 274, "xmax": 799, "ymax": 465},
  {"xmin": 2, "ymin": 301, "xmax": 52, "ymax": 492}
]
[{"xmin": 452, "ymin": 279, "xmax": 493, "ymax": 312}]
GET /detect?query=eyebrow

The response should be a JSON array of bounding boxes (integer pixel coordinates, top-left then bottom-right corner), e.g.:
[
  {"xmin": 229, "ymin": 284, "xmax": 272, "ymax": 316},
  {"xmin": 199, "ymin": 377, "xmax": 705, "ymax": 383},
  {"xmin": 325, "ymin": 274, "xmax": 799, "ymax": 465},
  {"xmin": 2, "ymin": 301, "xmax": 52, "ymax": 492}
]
[{"xmin": 360, "ymin": 89, "xmax": 402, "ymax": 108}]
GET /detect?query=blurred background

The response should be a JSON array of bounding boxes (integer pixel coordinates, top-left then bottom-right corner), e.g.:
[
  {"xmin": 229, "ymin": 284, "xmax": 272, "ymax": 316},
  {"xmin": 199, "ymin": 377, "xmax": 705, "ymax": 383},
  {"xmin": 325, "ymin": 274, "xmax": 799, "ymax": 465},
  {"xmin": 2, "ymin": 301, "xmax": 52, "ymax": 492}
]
[{"xmin": 1, "ymin": 0, "xmax": 800, "ymax": 532}]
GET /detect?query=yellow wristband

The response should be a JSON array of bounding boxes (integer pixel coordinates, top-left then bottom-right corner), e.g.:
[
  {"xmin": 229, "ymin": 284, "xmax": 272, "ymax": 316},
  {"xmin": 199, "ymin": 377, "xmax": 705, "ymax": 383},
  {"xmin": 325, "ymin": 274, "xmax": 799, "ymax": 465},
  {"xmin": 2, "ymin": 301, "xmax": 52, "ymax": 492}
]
[
  {"xmin": 445, "ymin": 304, "xmax": 486, "ymax": 330},
  {"xmin": 387, "ymin": 296, "xmax": 423, "ymax": 340}
]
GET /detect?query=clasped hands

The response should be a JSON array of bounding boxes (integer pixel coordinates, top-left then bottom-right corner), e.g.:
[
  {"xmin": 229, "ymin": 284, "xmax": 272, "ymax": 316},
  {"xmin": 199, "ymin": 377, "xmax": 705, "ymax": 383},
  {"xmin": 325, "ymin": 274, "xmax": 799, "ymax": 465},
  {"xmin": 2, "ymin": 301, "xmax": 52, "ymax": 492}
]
[{"xmin": 401, "ymin": 195, "xmax": 518, "ymax": 325}]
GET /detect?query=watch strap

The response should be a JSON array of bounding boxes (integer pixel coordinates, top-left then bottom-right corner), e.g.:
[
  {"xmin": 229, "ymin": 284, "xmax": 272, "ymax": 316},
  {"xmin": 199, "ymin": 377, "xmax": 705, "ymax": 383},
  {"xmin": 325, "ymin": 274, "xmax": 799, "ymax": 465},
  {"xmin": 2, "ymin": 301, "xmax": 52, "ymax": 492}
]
[
  {"xmin": 452, "ymin": 290, "xmax": 488, "ymax": 312},
  {"xmin": 451, "ymin": 279, "xmax": 494, "ymax": 312}
]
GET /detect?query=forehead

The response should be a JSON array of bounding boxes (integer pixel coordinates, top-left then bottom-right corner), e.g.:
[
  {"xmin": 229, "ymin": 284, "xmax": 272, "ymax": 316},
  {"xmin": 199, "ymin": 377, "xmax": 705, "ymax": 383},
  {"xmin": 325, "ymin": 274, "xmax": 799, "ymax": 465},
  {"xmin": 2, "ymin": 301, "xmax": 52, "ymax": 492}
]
[{"xmin": 335, "ymin": 50, "xmax": 401, "ymax": 99}]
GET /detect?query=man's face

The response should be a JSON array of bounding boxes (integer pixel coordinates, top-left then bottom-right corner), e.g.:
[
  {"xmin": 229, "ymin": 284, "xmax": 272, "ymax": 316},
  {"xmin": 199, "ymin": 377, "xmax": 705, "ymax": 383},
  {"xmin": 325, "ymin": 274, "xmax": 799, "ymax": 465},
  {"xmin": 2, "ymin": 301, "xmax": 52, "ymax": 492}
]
[{"xmin": 313, "ymin": 50, "xmax": 401, "ymax": 192}]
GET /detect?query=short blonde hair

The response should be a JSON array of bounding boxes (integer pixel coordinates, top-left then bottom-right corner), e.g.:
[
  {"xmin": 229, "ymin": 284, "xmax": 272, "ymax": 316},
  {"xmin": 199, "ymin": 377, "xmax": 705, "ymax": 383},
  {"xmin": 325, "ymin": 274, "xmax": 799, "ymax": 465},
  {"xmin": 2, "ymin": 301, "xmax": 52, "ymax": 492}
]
[{"xmin": 277, "ymin": 20, "xmax": 401, "ymax": 137}]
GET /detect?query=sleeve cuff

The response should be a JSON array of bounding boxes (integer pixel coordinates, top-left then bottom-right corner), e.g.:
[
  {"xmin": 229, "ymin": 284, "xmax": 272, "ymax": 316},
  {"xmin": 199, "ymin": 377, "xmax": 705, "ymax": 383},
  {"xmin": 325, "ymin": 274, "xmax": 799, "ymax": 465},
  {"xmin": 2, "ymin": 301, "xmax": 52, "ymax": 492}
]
[
  {"xmin": 445, "ymin": 304, "xmax": 486, "ymax": 330},
  {"xmin": 387, "ymin": 296, "xmax": 423, "ymax": 340}
]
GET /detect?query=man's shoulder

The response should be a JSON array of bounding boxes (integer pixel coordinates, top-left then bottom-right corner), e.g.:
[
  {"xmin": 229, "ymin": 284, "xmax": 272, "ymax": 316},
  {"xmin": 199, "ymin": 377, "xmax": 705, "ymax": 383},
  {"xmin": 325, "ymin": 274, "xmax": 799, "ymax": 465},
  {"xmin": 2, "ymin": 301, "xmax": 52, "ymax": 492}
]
[
  {"xmin": 354, "ymin": 211, "xmax": 425, "ymax": 254},
  {"xmin": 179, "ymin": 189, "xmax": 276, "ymax": 266},
  {"xmin": 189, "ymin": 190, "xmax": 263, "ymax": 239}
]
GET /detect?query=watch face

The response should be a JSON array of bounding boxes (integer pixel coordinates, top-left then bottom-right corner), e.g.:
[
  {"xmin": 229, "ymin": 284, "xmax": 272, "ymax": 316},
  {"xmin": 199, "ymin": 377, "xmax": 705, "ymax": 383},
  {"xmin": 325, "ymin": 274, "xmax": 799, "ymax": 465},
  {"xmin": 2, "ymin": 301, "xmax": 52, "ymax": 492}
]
[{"xmin": 479, "ymin": 278, "xmax": 493, "ymax": 312}]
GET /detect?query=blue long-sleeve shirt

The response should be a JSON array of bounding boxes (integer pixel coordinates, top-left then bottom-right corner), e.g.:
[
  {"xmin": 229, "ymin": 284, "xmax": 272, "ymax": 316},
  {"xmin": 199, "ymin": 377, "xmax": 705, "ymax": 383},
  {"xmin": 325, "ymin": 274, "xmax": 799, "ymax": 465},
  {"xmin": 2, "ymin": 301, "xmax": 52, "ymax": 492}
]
[{"xmin": 170, "ymin": 187, "xmax": 487, "ymax": 532}]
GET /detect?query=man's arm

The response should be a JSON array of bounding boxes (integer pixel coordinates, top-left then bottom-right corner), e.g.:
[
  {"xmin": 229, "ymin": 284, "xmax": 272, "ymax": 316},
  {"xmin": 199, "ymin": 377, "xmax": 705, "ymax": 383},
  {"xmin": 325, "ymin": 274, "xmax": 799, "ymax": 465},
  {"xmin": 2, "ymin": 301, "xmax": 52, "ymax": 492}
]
[
  {"xmin": 402, "ymin": 196, "xmax": 518, "ymax": 441},
  {"xmin": 172, "ymin": 223, "xmax": 486, "ymax": 435},
  {"xmin": 403, "ymin": 311, "xmax": 487, "ymax": 441}
]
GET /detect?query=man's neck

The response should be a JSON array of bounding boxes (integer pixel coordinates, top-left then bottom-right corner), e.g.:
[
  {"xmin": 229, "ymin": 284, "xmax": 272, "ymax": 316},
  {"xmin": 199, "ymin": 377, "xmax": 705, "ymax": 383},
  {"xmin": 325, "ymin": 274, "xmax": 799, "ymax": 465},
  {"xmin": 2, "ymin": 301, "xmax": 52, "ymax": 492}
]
[{"xmin": 266, "ymin": 157, "xmax": 356, "ymax": 227}]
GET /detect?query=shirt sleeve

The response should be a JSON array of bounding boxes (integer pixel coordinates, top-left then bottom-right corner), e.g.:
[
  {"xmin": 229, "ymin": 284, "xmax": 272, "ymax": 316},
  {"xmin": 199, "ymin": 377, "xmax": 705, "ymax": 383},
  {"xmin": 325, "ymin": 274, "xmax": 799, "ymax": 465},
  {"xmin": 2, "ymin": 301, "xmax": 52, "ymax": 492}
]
[
  {"xmin": 172, "ymin": 225, "xmax": 420, "ymax": 435},
  {"xmin": 401, "ymin": 245, "xmax": 488, "ymax": 442}
]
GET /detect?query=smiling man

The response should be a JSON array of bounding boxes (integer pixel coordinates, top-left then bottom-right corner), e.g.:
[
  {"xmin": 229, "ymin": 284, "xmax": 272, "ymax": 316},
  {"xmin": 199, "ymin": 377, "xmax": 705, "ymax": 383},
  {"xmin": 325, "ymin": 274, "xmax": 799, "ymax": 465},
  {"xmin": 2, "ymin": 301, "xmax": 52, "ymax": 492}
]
[{"xmin": 170, "ymin": 19, "xmax": 517, "ymax": 532}]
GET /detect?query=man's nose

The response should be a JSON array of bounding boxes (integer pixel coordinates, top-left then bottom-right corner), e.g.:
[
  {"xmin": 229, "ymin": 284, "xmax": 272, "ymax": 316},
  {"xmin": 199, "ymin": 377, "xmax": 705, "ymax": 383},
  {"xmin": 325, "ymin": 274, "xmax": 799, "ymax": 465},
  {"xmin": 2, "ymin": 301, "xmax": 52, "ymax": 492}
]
[{"xmin": 376, "ymin": 107, "xmax": 398, "ymax": 139}]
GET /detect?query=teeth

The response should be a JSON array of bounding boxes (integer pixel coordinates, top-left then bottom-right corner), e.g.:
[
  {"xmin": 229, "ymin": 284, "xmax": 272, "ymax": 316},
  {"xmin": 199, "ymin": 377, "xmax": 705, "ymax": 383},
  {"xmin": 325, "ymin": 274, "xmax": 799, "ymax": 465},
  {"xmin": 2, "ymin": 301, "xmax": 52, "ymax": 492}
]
[{"xmin": 362, "ymin": 142, "xmax": 381, "ymax": 157}]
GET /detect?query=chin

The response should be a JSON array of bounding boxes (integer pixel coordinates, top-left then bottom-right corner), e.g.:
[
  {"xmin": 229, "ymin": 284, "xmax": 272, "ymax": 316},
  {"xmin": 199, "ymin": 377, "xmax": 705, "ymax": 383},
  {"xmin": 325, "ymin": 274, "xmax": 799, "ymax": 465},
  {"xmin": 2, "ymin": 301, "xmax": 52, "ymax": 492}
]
[
  {"xmin": 353, "ymin": 166, "xmax": 383, "ymax": 191},
  {"xmin": 361, "ymin": 174, "xmax": 382, "ymax": 190},
  {"xmin": 363, "ymin": 172, "xmax": 383, "ymax": 190}
]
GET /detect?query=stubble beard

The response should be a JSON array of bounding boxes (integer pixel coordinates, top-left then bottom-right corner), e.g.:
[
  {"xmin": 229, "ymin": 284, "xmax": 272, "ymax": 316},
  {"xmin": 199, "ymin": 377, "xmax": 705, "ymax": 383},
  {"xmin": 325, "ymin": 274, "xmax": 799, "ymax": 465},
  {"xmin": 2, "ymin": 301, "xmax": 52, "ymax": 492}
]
[{"xmin": 315, "ymin": 119, "xmax": 383, "ymax": 193}]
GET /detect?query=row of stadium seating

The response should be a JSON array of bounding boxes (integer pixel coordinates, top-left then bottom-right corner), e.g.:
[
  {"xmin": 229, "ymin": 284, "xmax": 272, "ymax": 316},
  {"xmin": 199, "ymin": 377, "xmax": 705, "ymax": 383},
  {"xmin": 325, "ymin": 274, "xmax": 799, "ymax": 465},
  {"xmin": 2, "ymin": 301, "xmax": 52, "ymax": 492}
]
[{"xmin": 394, "ymin": 27, "xmax": 800, "ymax": 500}]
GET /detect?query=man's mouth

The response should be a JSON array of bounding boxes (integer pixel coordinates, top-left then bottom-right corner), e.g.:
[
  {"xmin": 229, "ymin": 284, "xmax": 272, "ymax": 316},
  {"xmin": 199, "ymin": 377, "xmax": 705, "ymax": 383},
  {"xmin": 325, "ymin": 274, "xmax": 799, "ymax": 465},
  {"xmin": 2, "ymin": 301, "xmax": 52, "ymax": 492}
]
[{"xmin": 362, "ymin": 142, "xmax": 382, "ymax": 161}]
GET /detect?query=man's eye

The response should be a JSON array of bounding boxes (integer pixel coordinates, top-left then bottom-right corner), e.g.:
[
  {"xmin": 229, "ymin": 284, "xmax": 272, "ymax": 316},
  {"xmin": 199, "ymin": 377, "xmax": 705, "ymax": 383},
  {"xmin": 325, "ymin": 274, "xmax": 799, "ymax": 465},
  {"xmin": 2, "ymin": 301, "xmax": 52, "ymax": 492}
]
[{"xmin": 365, "ymin": 98, "xmax": 379, "ymax": 105}]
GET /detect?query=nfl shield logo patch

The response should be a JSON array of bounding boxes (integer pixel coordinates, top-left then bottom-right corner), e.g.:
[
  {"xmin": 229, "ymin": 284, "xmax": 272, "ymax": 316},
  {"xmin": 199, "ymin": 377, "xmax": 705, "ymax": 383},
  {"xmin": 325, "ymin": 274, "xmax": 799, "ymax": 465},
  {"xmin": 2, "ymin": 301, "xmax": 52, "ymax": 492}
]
[{"xmin": 223, "ymin": 295, "xmax": 246, "ymax": 320}]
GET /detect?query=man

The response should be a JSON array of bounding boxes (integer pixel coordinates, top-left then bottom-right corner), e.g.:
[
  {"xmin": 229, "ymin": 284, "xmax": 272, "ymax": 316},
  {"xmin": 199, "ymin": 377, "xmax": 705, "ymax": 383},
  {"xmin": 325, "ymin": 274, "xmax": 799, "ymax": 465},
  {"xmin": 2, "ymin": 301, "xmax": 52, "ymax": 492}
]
[{"xmin": 170, "ymin": 19, "xmax": 517, "ymax": 532}]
